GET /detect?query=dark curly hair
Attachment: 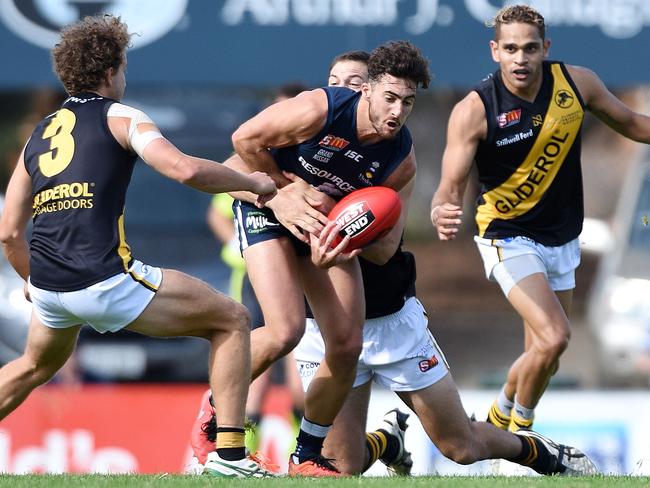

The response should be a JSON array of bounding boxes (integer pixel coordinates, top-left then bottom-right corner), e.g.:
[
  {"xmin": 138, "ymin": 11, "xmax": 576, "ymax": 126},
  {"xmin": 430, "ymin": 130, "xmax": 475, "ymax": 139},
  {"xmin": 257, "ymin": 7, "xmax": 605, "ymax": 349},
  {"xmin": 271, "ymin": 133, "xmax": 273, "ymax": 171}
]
[
  {"xmin": 487, "ymin": 5, "xmax": 546, "ymax": 40},
  {"xmin": 52, "ymin": 14, "xmax": 131, "ymax": 96},
  {"xmin": 367, "ymin": 41, "xmax": 430, "ymax": 89}
]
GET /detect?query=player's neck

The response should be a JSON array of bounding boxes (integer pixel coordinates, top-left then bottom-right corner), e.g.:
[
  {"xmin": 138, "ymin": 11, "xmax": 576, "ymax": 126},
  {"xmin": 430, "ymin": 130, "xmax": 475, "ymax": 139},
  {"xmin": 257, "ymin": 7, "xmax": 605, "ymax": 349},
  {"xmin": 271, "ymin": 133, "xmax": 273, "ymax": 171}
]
[
  {"xmin": 501, "ymin": 73, "xmax": 543, "ymax": 103},
  {"xmin": 356, "ymin": 98, "xmax": 382, "ymax": 145}
]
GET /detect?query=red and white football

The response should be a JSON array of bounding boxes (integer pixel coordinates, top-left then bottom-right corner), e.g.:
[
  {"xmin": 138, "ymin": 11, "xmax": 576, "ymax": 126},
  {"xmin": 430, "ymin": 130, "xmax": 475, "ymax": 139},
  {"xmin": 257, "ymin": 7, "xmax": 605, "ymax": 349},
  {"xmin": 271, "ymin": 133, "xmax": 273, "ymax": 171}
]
[{"xmin": 327, "ymin": 186, "xmax": 401, "ymax": 251}]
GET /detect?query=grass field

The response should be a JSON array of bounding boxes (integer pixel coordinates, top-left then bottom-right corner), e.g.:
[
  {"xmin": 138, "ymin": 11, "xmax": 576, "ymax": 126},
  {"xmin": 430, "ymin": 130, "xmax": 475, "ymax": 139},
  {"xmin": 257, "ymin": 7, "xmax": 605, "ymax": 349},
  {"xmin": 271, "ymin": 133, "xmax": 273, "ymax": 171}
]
[{"xmin": 1, "ymin": 476, "xmax": 650, "ymax": 488}]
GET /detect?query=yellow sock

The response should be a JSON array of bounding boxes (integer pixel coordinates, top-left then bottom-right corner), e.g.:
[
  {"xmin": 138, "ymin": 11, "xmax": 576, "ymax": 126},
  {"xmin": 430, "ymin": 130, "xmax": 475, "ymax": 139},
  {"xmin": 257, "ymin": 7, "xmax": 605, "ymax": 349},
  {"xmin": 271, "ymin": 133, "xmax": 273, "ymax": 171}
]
[
  {"xmin": 509, "ymin": 412, "xmax": 534, "ymax": 432},
  {"xmin": 487, "ymin": 401, "xmax": 511, "ymax": 430},
  {"xmin": 364, "ymin": 431, "xmax": 388, "ymax": 471}
]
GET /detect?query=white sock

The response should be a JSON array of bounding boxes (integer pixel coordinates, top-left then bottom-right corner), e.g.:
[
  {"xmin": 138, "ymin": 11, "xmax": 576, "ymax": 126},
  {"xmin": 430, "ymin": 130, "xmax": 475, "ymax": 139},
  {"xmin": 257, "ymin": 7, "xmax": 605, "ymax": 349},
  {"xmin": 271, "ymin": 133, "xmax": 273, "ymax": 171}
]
[
  {"xmin": 512, "ymin": 397, "xmax": 535, "ymax": 421},
  {"xmin": 496, "ymin": 385, "xmax": 515, "ymax": 415}
]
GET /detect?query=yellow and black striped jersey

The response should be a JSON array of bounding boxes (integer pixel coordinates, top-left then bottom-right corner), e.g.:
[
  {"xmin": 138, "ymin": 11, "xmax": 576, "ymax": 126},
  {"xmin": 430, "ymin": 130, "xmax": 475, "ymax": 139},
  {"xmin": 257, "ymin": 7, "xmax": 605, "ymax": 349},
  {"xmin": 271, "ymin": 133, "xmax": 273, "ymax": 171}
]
[
  {"xmin": 474, "ymin": 61, "xmax": 585, "ymax": 246},
  {"xmin": 25, "ymin": 92, "xmax": 137, "ymax": 291}
]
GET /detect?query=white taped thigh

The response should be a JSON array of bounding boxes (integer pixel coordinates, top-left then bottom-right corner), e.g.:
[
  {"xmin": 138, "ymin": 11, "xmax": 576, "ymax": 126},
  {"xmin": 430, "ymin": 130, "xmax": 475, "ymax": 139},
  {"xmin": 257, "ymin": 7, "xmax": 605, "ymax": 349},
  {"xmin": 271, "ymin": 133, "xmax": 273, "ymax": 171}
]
[{"xmin": 492, "ymin": 253, "xmax": 546, "ymax": 296}]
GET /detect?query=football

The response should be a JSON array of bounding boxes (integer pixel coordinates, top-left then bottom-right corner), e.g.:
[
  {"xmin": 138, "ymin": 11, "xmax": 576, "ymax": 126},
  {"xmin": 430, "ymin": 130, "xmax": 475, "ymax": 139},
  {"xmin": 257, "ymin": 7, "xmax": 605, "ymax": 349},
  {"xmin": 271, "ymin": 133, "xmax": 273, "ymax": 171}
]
[{"xmin": 327, "ymin": 186, "xmax": 401, "ymax": 251}]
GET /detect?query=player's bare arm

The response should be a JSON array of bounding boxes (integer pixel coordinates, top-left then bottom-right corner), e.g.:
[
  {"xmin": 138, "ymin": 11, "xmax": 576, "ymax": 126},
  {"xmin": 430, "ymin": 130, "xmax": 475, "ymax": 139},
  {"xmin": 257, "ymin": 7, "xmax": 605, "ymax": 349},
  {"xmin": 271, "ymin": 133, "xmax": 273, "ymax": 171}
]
[
  {"xmin": 569, "ymin": 65, "xmax": 650, "ymax": 143},
  {"xmin": 0, "ymin": 148, "xmax": 32, "ymax": 281},
  {"xmin": 431, "ymin": 92, "xmax": 486, "ymax": 240},
  {"xmin": 232, "ymin": 89, "xmax": 330, "ymax": 184},
  {"xmin": 107, "ymin": 111, "xmax": 276, "ymax": 198},
  {"xmin": 360, "ymin": 150, "xmax": 416, "ymax": 264}
]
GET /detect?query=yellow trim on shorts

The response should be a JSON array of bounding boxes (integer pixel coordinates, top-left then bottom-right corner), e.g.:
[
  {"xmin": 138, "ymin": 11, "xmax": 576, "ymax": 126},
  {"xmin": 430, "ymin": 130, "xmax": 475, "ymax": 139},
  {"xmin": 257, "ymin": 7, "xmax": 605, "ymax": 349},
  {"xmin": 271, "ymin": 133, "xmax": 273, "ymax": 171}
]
[
  {"xmin": 117, "ymin": 211, "xmax": 133, "ymax": 272},
  {"xmin": 492, "ymin": 239, "xmax": 504, "ymax": 261},
  {"xmin": 128, "ymin": 270, "xmax": 159, "ymax": 292}
]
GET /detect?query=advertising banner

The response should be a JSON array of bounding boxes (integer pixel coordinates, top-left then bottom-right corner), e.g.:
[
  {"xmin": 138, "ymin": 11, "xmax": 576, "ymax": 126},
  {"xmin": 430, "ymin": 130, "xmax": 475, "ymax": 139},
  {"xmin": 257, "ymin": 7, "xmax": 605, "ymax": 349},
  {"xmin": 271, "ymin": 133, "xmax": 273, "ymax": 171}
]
[
  {"xmin": 2, "ymin": 384, "xmax": 649, "ymax": 475},
  {"xmin": 0, "ymin": 1, "xmax": 646, "ymax": 88}
]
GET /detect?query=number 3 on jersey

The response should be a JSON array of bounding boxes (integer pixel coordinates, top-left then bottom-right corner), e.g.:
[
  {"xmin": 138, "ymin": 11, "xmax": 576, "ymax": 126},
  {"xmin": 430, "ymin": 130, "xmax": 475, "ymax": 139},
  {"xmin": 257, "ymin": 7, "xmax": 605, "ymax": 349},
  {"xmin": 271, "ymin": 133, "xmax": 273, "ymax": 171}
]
[{"xmin": 38, "ymin": 108, "xmax": 76, "ymax": 177}]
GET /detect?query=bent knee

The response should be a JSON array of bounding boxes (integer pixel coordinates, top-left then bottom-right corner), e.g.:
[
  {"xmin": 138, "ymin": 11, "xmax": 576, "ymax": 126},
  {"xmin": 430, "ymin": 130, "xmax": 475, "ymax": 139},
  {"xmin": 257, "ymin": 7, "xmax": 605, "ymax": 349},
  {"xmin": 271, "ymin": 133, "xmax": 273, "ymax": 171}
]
[
  {"xmin": 437, "ymin": 441, "xmax": 478, "ymax": 465},
  {"xmin": 325, "ymin": 338, "xmax": 362, "ymax": 367},
  {"xmin": 272, "ymin": 324, "xmax": 306, "ymax": 356},
  {"xmin": 217, "ymin": 301, "xmax": 251, "ymax": 331},
  {"xmin": 535, "ymin": 331, "xmax": 570, "ymax": 360}
]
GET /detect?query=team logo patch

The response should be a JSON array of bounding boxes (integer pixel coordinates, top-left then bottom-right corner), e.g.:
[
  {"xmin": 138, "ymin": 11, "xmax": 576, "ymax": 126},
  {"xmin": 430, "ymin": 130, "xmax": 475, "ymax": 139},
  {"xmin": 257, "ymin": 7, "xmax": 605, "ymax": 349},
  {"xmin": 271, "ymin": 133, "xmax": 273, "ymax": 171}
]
[
  {"xmin": 319, "ymin": 134, "xmax": 350, "ymax": 151},
  {"xmin": 335, "ymin": 201, "xmax": 376, "ymax": 238},
  {"xmin": 555, "ymin": 90, "xmax": 574, "ymax": 108},
  {"xmin": 418, "ymin": 355, "xmax": 439, "ymax": 372},
  {"xmin": 497, "ymin": 109, "xmax": 521, "ymax": 128}
]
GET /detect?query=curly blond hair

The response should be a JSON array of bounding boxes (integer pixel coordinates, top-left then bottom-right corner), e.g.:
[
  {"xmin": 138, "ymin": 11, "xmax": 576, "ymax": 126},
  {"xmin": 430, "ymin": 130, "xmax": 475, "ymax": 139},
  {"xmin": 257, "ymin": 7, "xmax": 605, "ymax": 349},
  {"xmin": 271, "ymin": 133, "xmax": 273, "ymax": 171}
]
[
  {"xmin": 52, "ymin": 14, "xmax": 131, "ymax": 96},
  {"xmin": 487, "ymin": 5, "xmax": 545, "ymax": 40}
]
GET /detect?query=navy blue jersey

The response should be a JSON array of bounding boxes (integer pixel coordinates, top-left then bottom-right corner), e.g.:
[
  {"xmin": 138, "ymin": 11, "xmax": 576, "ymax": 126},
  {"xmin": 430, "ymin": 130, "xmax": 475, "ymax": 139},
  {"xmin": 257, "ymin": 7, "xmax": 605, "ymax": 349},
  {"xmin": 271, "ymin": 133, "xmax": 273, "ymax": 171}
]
[
  {"xmin": 25, "ymin": 93, "xmax": 137, "ymax": 291},
  {"xmin": 272, "ymin": 87, "xmax": 412, "ymax": 200},
  {"xmin": 473, "ymin": 61, "xmax": 585, "ymax": 246},
  {"xmin": 359, "ymin": 243, "xmax": 416, "ymax": 319}
]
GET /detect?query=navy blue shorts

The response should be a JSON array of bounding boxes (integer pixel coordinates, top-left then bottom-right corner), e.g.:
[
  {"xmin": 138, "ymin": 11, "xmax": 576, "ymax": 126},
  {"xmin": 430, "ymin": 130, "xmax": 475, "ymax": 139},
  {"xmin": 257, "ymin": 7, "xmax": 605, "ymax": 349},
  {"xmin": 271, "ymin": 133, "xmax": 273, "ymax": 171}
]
[{"xmin": 233, "ymin": 200, "xmax": 310, "ymax": 256}]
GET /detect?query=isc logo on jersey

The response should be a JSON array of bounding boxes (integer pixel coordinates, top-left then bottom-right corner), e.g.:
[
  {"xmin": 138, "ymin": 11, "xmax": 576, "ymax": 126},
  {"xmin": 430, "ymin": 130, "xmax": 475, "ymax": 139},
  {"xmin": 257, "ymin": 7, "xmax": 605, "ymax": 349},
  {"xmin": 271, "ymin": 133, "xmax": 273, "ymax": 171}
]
[{"xmin": 335, "ymin": 201, "xmax": 376, "ymax": 238}]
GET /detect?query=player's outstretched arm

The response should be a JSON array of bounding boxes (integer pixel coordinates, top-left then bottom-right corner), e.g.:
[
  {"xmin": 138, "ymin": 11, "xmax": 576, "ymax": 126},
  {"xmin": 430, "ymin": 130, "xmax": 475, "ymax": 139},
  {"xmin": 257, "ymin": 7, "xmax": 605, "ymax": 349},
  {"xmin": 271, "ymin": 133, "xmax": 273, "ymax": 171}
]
[
  {"xmin": 431, "ymin": 92, "xmax": 485, "ymax": 240},
  {"xmin": 570, "ymin": 65, "xmax": 650, "ymax": 143},
  {"xmin": 142, "ymin": 138, "xmax": 275, "ymax": 198},
  {"xmin": 107, "ymin": 104, "xmax": 276, "ymax": 199},
  {"xmin": 0, "ymin": 148, "xmax": 33, "ymax": 281}
]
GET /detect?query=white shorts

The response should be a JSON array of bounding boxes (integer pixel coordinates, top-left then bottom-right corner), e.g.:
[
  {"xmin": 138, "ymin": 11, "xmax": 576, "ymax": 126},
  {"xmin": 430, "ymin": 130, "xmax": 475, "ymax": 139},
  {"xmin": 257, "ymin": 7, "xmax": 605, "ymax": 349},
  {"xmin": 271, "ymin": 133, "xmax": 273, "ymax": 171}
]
[
  {"xmin": 294, "ymin": 297, "xmax": 450, "ymax": 392},
  {"xmin": 474, "ymin": 236, "xmax": 581, "ymax": 296},
  {"xmin": 28, "ymin": 260, "xmax": 162, "ymax": 333}
]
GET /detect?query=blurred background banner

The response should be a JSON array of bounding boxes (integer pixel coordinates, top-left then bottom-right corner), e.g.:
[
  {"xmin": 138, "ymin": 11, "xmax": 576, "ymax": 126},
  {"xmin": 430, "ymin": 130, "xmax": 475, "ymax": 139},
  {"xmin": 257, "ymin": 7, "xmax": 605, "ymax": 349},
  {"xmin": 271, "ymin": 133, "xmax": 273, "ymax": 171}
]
[
  {"xmin": 0, "ymin": 385, "xmax": 205, "ymax": 474},
  {"xmin": 0, "ymin": 0, "xmax": 648, "ymax": 88},
  {"xmin": 2, "ymin": 385, "xmax": 649, "ymax": 475}
]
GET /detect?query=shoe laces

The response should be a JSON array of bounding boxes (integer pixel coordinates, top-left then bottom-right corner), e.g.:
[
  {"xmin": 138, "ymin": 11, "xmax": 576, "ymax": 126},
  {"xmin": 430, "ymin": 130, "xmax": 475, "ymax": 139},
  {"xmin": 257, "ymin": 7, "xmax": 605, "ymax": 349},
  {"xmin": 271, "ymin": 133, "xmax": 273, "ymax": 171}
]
[
  {"xmin": 248, "ymin": 451, "xmax": 280, "ymax": 474},
  {"xmin": 311, "ymin": 455, "xmax": 340, "ymax": 473}
]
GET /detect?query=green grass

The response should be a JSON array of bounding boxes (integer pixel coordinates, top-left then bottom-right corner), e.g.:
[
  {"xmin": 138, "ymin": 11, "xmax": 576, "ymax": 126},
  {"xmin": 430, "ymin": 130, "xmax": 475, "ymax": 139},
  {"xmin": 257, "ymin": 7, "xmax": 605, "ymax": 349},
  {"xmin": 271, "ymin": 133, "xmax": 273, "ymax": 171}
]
[{"xmin": 0, "ymin": 476, "xmax": 649, "ymax": 488}]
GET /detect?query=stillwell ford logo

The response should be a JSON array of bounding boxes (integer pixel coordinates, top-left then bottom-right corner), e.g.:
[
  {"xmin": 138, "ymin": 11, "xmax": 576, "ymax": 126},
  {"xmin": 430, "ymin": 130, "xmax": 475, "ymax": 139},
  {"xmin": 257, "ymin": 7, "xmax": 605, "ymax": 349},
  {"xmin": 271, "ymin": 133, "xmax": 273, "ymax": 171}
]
[{"xmin": 0, "ymin": 0, "xmax": 187, "ymax": 50}]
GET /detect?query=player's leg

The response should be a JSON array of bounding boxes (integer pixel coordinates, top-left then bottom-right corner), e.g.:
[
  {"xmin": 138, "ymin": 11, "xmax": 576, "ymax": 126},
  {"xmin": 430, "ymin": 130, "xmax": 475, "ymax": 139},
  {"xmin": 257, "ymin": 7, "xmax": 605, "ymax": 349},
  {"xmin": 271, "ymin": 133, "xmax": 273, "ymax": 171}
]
[
  {"xmin": 288, "ymin": 258, "xmax": 363, "ymax": 474},
  {"xmin": 128, "ymin": 269, "xmax": 251, "ymax": 428},
  {"xmin": 490, "ymin": 332, "xmax": 530, "ymax": 430},
  {"xmin": 399, "ymin": 375, "xmax": 596, "ymax": 475},
  {"xmin": 126, "ymin": 269, "xmax": 272, "ymax": 477},
  {"xmin": 0, "ymin": 313, "xmax": 80, "ymax": 419},
  {"xmin": 291, "ymin": 311, "xmax": 363, "ymax": 477},
  {"xmin": 299, "ymin": 258, "xmax": 364, "ymax": 424},
  {"xmin": 495, "ymin": 288, "xmax": 573, "ymax": 430},
  {"xmin": 505, "ymin": 273, "xmax": 571, "ymax": 430},
  {"xmin": 243, "ymin": 238, "xmax": 306, "ymax": 378},
  {"xmin": 321, "ymin": 381, "xmax": 372, "ymax": 475},
  {"xmin": 400, "ymin": 375, "xmax": 522, "ymax": 464}
]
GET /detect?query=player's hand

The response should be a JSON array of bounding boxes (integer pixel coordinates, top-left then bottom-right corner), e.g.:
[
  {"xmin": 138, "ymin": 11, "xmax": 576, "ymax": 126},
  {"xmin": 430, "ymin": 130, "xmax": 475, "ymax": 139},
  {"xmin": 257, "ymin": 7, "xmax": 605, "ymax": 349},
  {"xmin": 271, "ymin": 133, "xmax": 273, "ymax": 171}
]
[
  {"xmin": 431, "ymin": 203, "xmax": 463, "ymax": 240},
  {"xmin": 310, "ymin": 220, "xmax": 361, "ymax": 268},
  {"xmin": 283, "ymin": 171, "xmax": 336, "ymax": 214},
  {"xmin": 265, "ymin": 179, "xmax": 329, "ymax": 242},
  {"xmin": 248, "ymin": 171, "xmax": 277, "ymax": 206}
]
